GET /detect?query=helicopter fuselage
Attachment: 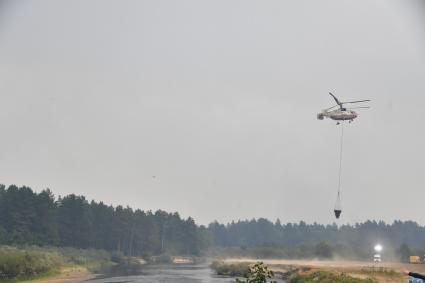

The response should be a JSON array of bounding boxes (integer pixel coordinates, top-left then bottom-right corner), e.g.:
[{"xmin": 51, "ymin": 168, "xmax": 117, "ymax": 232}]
[
  {"xmin": 317, "ymin": 92, "xmax": 369, "ymax": 123},
  {"xmin": 317, "ymin": 109, "xmax": 358, "ymax": 121},
  {"xmin": 329, "ymin": 109, "xmax": 357, "ymax": 120}
]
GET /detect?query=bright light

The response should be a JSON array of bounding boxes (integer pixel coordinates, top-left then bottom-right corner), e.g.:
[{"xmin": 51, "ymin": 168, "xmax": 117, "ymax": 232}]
[{"xmin": 374, "ymin": 244, "xmax": 383, "ymax": 252}]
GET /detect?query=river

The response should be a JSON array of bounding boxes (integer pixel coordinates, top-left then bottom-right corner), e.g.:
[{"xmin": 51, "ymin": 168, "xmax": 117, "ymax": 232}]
[{"xmin": 83, "ymin": 264, "xmax": 285, "ymax": 283}]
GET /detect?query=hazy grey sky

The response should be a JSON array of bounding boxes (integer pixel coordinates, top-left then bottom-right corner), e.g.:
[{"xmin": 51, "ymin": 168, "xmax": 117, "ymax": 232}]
[{"xmin": 1, "ymin": 0, "xmax": 424, "ymax": 225}]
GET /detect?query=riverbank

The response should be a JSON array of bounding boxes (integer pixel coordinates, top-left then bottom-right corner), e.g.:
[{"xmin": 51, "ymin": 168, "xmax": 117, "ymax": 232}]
[
  {"xmin": 224, "ymin": 258, "xmax": 421, "ymax": 282},
  {"xmin": 0, "ymin": 246, "xmax": 112, "ymax": 282},
  {"xmin": 19, "ymin": 266, "xmax": 94, "ymax": 283},
  {"xmin": 0, "ymin": 245, "xmax": 208, "ymax": 282}
]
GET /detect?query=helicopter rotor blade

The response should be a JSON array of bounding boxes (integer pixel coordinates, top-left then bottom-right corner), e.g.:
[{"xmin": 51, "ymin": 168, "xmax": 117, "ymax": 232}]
[
  {"xmin": 329, "ymin": 92, "xmax": 341, "ymax": 105},
  {"xmin": 324, "ymin": 104, "xmax": 338, "ymax": 111},
  {"xmin": 341, "ymin": 99, "xmax": 371, "ymax": 104},
  {"xmin": 347, "ymin": 106, "xmax": 370, "ymax": 109}
]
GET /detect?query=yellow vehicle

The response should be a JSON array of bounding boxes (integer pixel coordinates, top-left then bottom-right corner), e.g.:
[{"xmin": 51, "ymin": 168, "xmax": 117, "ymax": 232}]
[{"xmin": 410, "ymin": 256, "xmax": 421, "ymax": 264}]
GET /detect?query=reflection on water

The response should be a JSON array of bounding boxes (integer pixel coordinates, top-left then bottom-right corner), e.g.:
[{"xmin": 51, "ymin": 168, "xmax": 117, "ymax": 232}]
[{"xmin": 83, "ymin": 264, "xmax": 285, "ymax": 283}]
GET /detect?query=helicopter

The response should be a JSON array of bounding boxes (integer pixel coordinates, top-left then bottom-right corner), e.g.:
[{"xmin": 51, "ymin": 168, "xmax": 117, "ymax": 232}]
[{"xmin": 317, "ymin": 92, "xmax": 370, "ymax": 124}]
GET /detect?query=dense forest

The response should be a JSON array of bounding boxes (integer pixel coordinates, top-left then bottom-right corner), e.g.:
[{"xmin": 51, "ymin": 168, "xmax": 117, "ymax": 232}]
[
  {"xmin": 0, "ymin": 185, "xmax": 210, "ymax": 256},
  {"xmin": 208, "ymin": 219, "xmax": 425, "ymax": 259},
  {"xmin": 1, "ymin": 185, "xmax": 425, "ymax": 260}
]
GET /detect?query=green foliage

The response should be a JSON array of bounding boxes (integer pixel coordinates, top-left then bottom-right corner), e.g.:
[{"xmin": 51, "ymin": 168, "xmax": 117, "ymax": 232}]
[
  {"xmin": 57, "ymin": 247, "xmax": 111, "ymax": 265},
  {"xmin": 289, "ymin": 271, "xmax": 377, "ymax": 283},
  {"xmin": 398, "ymin": 243, "xmax": 411, "ymax": 262},
  {"xmin": 107, "ymin": 257, "xmax": 144, "ymax": 276},
  {"xmin": 235, "ymin": 262, "xmax": 277, "ymax": 283},
  {"xmin": 111, "ymin": 251, "xmax": 125, "ymax": 263},
  {"xmin": 315, "ymin": 242, "xmax": 333, "ymax": 259},
  {"xmin": 0, "ymin": 246, "xmax": 133, "ymax": 280},
  {"xmin": 0, "ymin": 185, "xmax": 210, "ymax": 256},
  {"xmin": 210, "ymin": 261, "xmax": 250, "ymax": 277},
  {"xmin": 359, "ymin": 266, "xmax": 396, "ymax": 276},
  {"xmin": 55, "ymin": 247, "xmax": 113, "ymax": 272},
  {"xmin": 209, "ymin": 219, "xmax": 425, "ymax": 260},
  {"xmin": 4, "ymin": 184, "xmax": 425, "ymax": 263},
  {"xmin": 0, "ymin": 247, "xmax": 62, "ymax": 280}
]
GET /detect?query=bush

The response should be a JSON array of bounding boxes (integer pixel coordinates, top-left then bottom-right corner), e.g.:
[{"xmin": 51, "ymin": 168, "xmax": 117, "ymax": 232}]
[
  {"xmin": 0, "ymin": 246, "xmax": 117, "ymax": 279},
  {"xmin": 235, "ymin": 262, "xmax": 277, "ymax": 283},
  {"xmin": 52, "ymin": 247, "xmax": 114, "ymax": 273},
  {"xmin": 210, "ymin": 261, "xmax": 250, "ymax": 277},
  {"xmin": 111, "ymin": 251, "xmax": 125, "ymax": 263},
  {"xmin": 315, "ymin": 242, "xmax": 333, "ymax": 259},
  {"xmin": 149, "ymin": 253, "xmax": 173, "ymax": 264},
  {"xmin": 57, "ymin": 247, "xmax": 111, "ymax": 265},
  {"xmin": 0, "ymin": 247, "xmax": 62, "ymax": 280},
  {"xmin": 107, "ymin": 257, "xmax": 143, "ymax": 276}
]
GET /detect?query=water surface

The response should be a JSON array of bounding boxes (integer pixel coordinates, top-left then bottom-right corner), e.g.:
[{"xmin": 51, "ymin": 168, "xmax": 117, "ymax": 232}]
[{"xmin": 84, "ymin": 264, "xmax": 284, "ymax": 283}]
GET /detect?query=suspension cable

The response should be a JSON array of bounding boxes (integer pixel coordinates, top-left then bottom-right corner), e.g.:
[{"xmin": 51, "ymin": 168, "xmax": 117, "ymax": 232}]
[{"xmin": 337, "ymin": 122, "xmax": 344, "ymax": 197}]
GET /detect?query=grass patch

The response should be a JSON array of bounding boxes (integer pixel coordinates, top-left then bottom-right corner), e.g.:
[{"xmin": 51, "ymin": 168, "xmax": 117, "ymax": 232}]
[
  {"xmin": 289, "ymin": 270, "xmax": 378, "ymax": 283},
  {"xmin": 359, "ymin": 266, "xmax": 397, "ymax": 276}
]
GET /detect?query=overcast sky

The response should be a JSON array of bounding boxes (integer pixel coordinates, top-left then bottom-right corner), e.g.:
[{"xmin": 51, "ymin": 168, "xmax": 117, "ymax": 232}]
[{"xmin": 0, "ymin": 0, "xmax": 424, "ymax": 225}]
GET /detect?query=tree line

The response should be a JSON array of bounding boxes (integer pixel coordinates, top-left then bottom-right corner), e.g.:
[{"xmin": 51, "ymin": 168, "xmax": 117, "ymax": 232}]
[
  {"xmin": 208, "ymin": 218, "xmax": 425, "ymax": 259},
  {"xmin": 1, "ymin": 184, "xmax": 425, "ymax": 260},
  {"xmin": 0, "ymin": 185, "xmax": 210, "ymax": 256}
]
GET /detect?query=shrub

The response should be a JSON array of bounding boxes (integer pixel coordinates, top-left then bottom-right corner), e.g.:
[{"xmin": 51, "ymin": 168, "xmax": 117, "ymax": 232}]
[
  {"xmin": 149, "ymin": 253, "xmax": 173, "ymax": 264},
  {"xmin": 57, "ymin": 247, "xmax": 111, "ymax": 265},
  {"xmin": 235, "ymin": 262, "xmax": 277, "ymax": 283},
  {"xmin": 210, "ymin": 261, "xmax": 250, "ymax": 277},
  {"xmin": 111, "ymin": 251, "xmax": 125, "ymax": 263},
  {"xmin": 107, "ymin": 257, "xmax": 143, "ymax": 276},
  {"xmin": 314, "ymin": 242, "xmax": 333, "ymax": 259},
  {"xmin": 0, "ymin": 247, "xmax": 62, "ymax": 280}
]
